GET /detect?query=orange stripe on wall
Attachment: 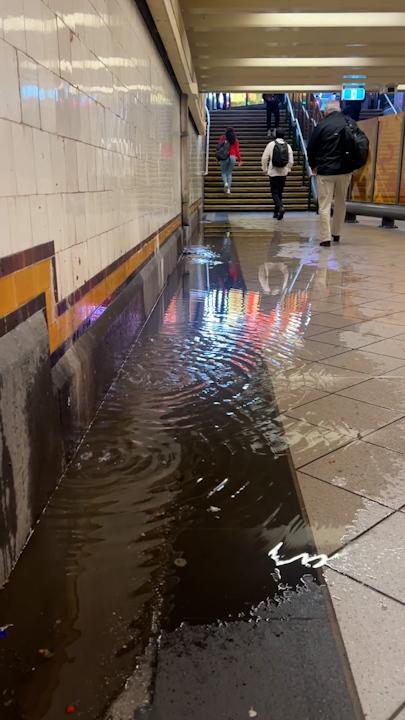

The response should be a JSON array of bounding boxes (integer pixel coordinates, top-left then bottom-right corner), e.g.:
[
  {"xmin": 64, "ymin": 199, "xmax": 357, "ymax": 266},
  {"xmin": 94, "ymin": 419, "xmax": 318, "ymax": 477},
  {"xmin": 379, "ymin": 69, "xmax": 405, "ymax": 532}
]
[
  {"xmin": 0, "ymin": 214, "xmax": 183, "ymax": 355},
  {"xmin": 0, "ymin": 259, "xmax": 54, "ymax": 321}
]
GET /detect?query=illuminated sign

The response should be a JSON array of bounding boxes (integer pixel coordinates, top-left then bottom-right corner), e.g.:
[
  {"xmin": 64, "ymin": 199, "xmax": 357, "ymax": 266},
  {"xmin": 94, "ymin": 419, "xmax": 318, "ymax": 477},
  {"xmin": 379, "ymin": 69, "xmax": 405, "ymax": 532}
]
[{"xmin": 342, "ymin": 86, "xmax": 366, "ymax": 101}]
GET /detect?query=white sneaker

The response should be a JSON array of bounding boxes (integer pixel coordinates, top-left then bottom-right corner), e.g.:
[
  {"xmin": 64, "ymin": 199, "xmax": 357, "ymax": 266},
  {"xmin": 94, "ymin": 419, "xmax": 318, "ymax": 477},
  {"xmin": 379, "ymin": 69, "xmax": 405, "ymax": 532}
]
[{"xmin": 226, "ymin": 188, "xmax": 231, "ymax": 194}]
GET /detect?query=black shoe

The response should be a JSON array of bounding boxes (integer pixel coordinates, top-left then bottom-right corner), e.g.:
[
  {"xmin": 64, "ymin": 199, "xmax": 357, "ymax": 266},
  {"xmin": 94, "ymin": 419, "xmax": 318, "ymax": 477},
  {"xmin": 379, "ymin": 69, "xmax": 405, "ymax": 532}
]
[
  {"xmin": 332, "ymin": 235, "xmax": 340, "ymax": 242},
  {"xmin": 320, "ymin": 240, "xmax": 331, "ymax": 247},
  {"xmin": 278, "ymin": 210, "xmax": 285, "ymax": 220},
  {"xmin": 273, "ymin": 212, "xmax": 278, "ymax": 219}
]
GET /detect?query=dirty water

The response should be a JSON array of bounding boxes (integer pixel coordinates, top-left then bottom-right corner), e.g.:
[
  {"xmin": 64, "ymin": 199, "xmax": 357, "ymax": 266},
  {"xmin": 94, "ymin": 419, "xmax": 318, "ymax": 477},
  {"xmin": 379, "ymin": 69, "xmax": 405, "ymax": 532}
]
[{"xmin": 0, "ymin": 224, "xmax": 362, "ymax": 719}]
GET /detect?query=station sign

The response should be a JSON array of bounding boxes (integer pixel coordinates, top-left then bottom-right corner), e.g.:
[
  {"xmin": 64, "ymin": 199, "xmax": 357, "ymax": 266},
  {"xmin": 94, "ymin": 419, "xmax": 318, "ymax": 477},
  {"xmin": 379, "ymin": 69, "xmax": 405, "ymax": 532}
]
[{"xmin": 341, "ymin": 86, "xmax": 366, "ymax": 101}]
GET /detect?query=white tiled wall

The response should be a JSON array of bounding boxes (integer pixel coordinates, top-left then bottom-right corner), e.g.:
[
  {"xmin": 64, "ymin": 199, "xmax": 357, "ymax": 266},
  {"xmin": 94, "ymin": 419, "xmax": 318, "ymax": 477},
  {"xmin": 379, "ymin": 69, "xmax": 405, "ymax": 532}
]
[
  {"xmin": 189, "ymin": 118, "xmax": 203, "ymax": 206},
  {"xmin": 0, "ymin": 0, "xmax": 184, "ymax": 301}
]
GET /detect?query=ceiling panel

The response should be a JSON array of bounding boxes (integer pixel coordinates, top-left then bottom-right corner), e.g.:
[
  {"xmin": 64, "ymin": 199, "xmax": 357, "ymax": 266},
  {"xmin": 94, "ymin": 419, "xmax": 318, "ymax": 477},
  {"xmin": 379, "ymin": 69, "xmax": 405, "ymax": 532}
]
[{"xmin": 179, "ymin": 2, "xmax": 405, "ymax": 90}]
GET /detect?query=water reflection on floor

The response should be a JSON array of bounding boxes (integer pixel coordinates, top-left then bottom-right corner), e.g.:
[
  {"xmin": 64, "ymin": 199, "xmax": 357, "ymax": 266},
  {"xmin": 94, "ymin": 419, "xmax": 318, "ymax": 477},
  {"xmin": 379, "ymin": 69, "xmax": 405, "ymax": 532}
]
[{"xmin": 0, "ymin": 222, "xmax": 361, "ymax": 720}]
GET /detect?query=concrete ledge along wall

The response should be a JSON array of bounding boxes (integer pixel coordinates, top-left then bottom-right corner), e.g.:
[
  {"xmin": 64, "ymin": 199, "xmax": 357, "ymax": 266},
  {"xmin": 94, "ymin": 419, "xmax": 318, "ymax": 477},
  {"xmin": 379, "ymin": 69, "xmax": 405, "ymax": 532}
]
[{"xmin": 0, "ymin": 0, "xmax": 204, "ymax": 585}]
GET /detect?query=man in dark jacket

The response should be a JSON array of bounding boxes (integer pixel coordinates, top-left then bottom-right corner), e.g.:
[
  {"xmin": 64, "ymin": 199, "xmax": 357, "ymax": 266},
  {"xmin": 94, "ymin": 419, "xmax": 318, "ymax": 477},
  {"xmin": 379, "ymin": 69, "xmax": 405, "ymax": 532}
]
[
  {"xmin": 262, "ymin": 93, "xmax": 281, "ymax": 134},
  {"xmin": 307, "ymin": 100, "xmax": 355, "ymax": 247}
]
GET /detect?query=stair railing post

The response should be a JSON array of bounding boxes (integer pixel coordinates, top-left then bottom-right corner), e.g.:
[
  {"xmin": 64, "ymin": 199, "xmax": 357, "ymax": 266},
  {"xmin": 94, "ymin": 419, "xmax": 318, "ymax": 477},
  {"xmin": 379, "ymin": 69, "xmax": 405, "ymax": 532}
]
[
  {"xmin": 286, "ymin": 93, "xmax": 318, "ymax": 209},
  {"xmin": 204, "ymin": 104, "xmax": 211, "ymax": 177}
]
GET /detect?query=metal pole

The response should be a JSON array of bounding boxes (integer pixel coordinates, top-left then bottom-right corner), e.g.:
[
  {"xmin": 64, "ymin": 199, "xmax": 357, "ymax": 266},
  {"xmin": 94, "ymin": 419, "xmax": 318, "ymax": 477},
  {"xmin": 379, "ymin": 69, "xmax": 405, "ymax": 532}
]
[
  {"xmin": 204, "ymin": 104, "xmax": 211, "ymax": 177},
  {"xmin": 395, "ymin": 115, "xmax": 405, "ymax": 204},
  {"xmin": 383, "ymin": 93, "xmax": 398, "ymax": 115}
]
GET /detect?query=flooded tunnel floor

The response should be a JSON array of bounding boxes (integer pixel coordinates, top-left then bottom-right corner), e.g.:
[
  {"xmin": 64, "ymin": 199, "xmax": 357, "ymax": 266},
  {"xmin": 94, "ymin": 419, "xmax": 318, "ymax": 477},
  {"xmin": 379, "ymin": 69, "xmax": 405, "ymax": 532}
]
[{"xmin": 0, "ymin": 221, "xmax": 362, "ymax": 719}]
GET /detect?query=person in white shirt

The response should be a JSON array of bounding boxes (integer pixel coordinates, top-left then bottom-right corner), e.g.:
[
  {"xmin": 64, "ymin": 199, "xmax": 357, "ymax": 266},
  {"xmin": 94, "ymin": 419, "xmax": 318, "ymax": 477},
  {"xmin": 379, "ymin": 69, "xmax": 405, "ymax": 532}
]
[{"xmin": 261, "ymin": 129, "xmax": 294, "ymax": 220}]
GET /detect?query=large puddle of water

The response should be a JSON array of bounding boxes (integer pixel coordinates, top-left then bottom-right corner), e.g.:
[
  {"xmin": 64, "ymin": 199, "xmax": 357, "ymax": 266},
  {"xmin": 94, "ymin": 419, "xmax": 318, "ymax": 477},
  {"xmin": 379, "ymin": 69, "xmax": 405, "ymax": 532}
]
[{"xmin": 0, "ymin": 223, "xmax": 360, "ymax": 719}]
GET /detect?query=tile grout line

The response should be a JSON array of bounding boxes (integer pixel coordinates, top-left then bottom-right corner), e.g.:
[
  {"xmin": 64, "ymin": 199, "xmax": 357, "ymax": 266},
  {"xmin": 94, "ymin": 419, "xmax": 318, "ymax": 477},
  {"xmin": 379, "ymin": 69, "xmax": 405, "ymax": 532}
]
[
  {"xmin": 283, "ymin": 406, "xmax": 405, "ymax": 443},
  {"xmin": 326, "ymin": 567, "xmax": 405, "ymax": 611},
  {"xmin": 297, "ymin": 467, "xmax": 397, "ymax": 512},
  {"xmin": 387, "ymin": 699, "xmax": 405, "ymax": 720},
  {"xmin": 335, "ymin": 385, "xmax": 405, "ymax": 412},
  {"xmin": 326, "ymin": 507, "xmax": 398, "ymax": 558},
  {"xmin": 279, "ymin": 357, "xmax": 405, "ymax": 394}
]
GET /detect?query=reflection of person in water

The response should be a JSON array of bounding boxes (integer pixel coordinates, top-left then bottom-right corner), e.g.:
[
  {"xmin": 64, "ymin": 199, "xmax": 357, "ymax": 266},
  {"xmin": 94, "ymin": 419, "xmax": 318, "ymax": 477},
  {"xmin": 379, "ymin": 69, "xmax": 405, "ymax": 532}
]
[
  {"xmin": 208, "ymin": 230, "xmax": 246, "ymax": 292},
  {"xmin": 258, "ymin": 262, "xmax": 289, "ymax": 296}
]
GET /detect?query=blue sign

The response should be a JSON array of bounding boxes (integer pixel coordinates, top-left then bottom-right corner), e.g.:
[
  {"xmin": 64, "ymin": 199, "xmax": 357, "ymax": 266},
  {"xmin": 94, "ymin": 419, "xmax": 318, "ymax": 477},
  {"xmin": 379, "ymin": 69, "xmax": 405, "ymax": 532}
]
[{"xmin": 342, "ymin": 86, "xmax": 366, "ymax": 101}]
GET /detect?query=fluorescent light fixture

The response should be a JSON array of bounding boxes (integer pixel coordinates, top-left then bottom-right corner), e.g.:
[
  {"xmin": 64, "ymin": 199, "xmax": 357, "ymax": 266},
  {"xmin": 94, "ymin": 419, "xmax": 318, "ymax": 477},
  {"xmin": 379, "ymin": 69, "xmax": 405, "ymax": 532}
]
[
  {"xmin": 211, "ymin": 58, "xmax": 403, "ymax": 68},
  {"xmin": 343, "ymin": 74, "xmax": 367, "ymax": 79},
  {"xmin": 190, "ymin": 12, "xmax": 405, "ymax": 28}
]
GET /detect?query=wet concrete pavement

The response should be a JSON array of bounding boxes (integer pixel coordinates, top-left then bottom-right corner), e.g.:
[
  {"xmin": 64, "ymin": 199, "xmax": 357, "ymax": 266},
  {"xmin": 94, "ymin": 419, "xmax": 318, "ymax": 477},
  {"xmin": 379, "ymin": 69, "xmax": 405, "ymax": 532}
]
[{"xmin": 0, "ymin": 220, "xmax": 364, "ymax": 719}]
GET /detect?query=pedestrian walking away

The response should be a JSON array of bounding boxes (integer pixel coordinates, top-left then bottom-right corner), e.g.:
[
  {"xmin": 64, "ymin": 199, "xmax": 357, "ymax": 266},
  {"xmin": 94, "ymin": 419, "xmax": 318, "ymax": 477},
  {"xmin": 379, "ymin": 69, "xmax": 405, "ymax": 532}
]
[
  {"xmin": 262, "ymin": 93, "xmax": 282, "ymax": 135},
  {"xmin": 307, "ymin": 100, "xmax": 369, "ymax": 247},
  {"xmin": 216, "ymin": 128, "xmax": 243, "ymax": 194},
  {"xmin": 261, "ymin": 129, "xmax": 294, "ymax": 220}
]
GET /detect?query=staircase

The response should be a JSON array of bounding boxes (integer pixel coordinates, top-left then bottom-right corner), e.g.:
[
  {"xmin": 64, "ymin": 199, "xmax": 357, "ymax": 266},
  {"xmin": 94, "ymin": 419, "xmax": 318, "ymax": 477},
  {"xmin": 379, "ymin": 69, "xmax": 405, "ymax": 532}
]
[{"xmin": 204, "ymin": 104, "xmax": 311, "ymax": 213}]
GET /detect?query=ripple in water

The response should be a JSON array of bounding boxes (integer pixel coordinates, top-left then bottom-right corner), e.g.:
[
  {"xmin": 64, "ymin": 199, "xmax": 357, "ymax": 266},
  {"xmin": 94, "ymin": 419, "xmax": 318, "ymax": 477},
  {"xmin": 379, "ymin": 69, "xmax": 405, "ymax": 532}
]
[{"xmin": 0, "ymin": 229, "xmax": 320, "ymax": 719}]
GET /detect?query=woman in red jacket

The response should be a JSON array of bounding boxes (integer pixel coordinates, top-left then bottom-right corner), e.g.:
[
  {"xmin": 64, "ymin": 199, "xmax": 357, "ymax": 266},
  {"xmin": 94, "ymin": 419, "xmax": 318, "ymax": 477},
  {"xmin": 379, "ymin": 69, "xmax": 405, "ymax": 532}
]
[{"xmin": 217, "ymin": 128, "xmax": 242, "ymax": 194}]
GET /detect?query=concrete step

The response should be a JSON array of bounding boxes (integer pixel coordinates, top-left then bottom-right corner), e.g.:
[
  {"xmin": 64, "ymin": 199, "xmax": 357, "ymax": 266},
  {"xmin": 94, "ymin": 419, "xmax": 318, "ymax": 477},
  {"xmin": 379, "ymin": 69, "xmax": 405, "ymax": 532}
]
[
  {"xmin": 204, "ymin": 205, "xmax": 309, "ymax": 212},
  {"xmin": 204, "ymin": 105, "xmax": 310, "ymax": 212}
]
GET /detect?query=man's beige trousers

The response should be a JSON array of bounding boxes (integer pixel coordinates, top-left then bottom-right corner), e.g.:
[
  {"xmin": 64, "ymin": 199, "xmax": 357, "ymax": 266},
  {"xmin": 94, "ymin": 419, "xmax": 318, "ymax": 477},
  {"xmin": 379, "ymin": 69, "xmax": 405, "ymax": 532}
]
[{"xmin": 316, "ymin": 173, "xmax": 352, "ymax": 242}]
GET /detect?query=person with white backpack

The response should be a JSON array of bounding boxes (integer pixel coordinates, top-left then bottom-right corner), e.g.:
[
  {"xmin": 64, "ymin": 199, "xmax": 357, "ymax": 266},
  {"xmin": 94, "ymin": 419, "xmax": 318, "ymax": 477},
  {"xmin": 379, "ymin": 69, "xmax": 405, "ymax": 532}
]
[{"xmin": 261, "ymin": 129, "xmax": 294, "ymax": 220}]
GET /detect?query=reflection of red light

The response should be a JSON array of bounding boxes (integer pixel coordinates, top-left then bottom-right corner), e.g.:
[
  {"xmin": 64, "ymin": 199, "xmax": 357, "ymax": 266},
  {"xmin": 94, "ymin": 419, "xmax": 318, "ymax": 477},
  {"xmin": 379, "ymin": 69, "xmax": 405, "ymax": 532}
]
[
  {"xmin": 237, "ymin": 290, "xmax": 311, "ymax": 350},
  {"xmin": 161, "ymin": 143, "xmax": 173, "ymax": 159},
  {"xmin": 164, "ymin": 296, "xmax": 177, "ymax": 324},
  {"xmin": 229, "ymin": 261, "xmax": 239, "ymax": 281},
  {"xmin": 245, "ymin": 291, "xmax": 260, "ymax": 317}
]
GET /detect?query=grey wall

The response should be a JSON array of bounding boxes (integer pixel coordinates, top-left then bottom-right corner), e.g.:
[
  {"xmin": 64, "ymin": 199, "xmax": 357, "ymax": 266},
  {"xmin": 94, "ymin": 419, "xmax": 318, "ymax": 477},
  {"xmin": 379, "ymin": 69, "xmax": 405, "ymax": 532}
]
[{"xmin": 0, "ymin": 229, "xmax": 185, "ymax": 586}]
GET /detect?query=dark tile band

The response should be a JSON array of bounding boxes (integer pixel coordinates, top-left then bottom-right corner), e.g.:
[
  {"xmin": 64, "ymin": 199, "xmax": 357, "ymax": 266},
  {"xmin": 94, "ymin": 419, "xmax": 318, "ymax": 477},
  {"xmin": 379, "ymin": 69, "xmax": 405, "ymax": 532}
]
[
  {"xmin": 0, "ymin": 242, "xmax": 54, "ymax": 278},
  {"xmin": 0, "ymin": 293, "xmax": 47, "ymax": 339},
  {"xmin": 50, "ymin": 223, "xmax": 181, "ymax": 365},
  {"xmin": 55, "ymin": 215, "xmax": 182, "ymax": 317}
]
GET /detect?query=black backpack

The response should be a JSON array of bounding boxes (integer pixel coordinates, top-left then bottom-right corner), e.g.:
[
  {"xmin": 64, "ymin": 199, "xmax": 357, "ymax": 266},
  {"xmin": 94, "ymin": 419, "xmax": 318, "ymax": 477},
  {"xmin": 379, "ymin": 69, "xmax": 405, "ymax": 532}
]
[
  {"xmin": 272, "ymin": 140, "xmax": 289, "ymax": 168},
  {"xmin": 216, "ymin": 139, "xmax": 230, "ymax": 161},
  {"xmin": 341, "ymin": 118, "xmax": 369, "ymax": 172}
]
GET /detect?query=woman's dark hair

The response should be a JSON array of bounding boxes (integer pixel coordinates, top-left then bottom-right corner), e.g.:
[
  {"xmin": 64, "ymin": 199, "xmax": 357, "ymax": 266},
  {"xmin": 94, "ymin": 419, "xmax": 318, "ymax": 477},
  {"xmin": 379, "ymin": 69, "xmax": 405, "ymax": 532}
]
[
  {"xmin": 275, "ymin": 129, "xmax": 284, "ymax": 139},
  {"xmin": 225, "ymin": 127, "xmax": 236, "ymax": 144}
]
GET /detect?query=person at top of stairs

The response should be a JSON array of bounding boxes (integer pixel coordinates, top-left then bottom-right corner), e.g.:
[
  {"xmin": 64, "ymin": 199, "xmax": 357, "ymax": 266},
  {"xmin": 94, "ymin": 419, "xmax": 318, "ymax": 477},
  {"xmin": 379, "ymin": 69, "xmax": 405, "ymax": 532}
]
[
  {"xmin": 261, "ymin": 129, "xmax": 294, "ymax": 220},
  {"xmin": 216, "ymin": 127, "xmax": 243, "ymax": 195},
  {"xmin": 262, "ymin": 93, "xmax": 283, "ymax": 136}
]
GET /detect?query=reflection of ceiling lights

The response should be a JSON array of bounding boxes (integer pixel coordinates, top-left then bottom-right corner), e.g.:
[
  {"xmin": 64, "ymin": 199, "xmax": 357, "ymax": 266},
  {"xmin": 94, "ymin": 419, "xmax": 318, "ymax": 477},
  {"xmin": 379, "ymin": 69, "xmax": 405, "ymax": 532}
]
[
  {"xmin": 214, "ymin": 58, "xmax": 400, "ymax": 68},
  {"xmin": 346, "ymin": 43, "xmax": 367, "ymax": 47},
  {"xmin": 198, "ymin": 12, "xmax": 405, "ymax": 27}
]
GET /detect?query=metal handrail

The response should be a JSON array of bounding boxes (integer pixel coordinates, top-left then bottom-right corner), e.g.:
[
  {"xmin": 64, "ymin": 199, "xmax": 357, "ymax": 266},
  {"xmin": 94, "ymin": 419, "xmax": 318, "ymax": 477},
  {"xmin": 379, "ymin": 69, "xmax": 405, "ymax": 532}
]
[
  {"xmin": 302, "ymin": 105, "xmax": 317, "ymax": 127},
  {"xmin": 285, "ymin": 94, "xmax": 317, "ymax": 201},
  {"xmin": 204, "ymin": 104, "xmax": 211, "ymax": 176},
  {"xmin": 383, "ymin": 93, "xmax": 398, "ymax": 115}
]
